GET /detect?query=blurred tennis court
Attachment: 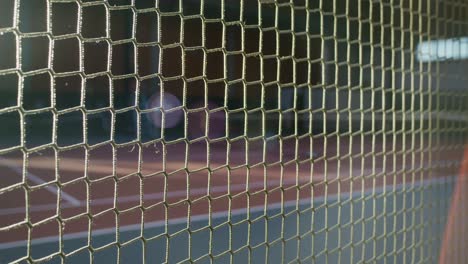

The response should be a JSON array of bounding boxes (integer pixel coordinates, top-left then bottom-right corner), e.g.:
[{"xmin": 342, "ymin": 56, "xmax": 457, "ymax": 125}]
[{"xmin": 0, "ymin": 134, "xmax": 464, "ymax": 263}]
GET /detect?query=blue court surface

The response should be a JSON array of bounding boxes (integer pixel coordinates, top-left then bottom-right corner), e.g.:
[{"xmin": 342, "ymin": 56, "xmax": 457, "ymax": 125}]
[{"xmin": 0, "ymin": 177, "xmax": 455, "ymax": 264}]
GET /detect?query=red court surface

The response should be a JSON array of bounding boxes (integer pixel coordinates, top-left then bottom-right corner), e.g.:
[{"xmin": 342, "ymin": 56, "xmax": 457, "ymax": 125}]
[{"xmin": 0, "ymin": 135, "xmax": 463, "ymax": 246}]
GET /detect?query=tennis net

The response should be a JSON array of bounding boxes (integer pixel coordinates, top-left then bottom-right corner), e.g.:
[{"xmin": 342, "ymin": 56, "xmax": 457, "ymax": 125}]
[{"xmin": 0, "ymin": 0, "xmax": 467, "ymax": 263}]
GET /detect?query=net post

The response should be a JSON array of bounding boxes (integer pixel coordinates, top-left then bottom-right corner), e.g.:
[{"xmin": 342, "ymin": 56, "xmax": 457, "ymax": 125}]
[{"xmin": 439, "ymin": 144, "xmax": 468, "ymax": 264}]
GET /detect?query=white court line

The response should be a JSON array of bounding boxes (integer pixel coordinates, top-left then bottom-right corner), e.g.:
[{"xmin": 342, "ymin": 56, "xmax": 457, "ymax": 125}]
[
  {"xmin": 0, "ymin": 177, "xmax": 310, "ymax": 216},
  {"xmin": 0, "ymin": 158, "xmax": 81, "ymax": 206},
  {"xmin": 0, "ymin": 169, "xmax": 378, "ymax": 216},
  {"xmin": 0, "ymin": 175, "xmax": 456, "ymax": 250}
]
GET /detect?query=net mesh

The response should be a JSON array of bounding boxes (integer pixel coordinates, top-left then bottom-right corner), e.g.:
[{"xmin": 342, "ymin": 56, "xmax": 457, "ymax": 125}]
[{"xmin": 0, "ymin": 0, "xmax": 467, "ymax": 263}]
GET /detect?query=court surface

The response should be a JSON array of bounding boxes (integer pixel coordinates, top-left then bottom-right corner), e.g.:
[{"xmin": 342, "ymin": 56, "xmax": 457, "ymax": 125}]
[{"xmin": 0, "ymin": 136, "xmax": 461, "ymax": 263}]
